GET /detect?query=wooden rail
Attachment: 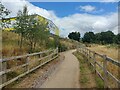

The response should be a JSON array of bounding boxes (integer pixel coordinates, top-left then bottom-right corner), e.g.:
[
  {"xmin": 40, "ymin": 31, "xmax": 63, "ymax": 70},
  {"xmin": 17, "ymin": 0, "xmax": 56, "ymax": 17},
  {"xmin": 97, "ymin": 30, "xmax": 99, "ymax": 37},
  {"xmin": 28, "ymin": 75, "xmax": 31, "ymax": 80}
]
[
  {"xmin": 0, "ymin": 48, "xmax": 58, "ymax": 88},
  {"xmin": 77, "ymin": 47, "xmax": 120, "ymax": 88}
]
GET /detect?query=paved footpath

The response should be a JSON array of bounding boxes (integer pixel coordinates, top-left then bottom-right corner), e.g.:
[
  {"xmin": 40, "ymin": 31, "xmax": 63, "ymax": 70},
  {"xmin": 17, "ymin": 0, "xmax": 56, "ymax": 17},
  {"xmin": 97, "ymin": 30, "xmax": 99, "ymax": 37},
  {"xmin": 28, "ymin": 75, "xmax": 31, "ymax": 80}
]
[{"xmin": 40, "ymin": 50, "xmax": 80, "ymax": 88}]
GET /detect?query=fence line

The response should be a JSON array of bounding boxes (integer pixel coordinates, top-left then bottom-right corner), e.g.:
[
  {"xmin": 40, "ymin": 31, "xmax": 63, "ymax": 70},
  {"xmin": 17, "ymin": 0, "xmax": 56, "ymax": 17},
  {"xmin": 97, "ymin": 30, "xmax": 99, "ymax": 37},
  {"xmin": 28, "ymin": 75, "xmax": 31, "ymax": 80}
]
[
  {"xmin": 77, "ymin": 46, "xmax": 120, "ymax": 88},
  {"xmin": 0, "ymin": 48, "xmax": 58, "ymax": 88}
]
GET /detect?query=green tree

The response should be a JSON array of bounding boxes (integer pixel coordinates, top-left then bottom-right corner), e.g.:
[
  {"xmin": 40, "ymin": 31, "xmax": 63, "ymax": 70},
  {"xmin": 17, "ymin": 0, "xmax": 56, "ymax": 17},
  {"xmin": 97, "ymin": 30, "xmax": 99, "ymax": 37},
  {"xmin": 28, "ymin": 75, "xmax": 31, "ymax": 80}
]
[
  {"xmin": 100, "ymin": 31, "xmax": 115, "ymax": 44},
  {"xmin": 68, "ymin": 32, "xmax": 80, "ymax": 42},
  {"xmin": 82, "ymin": 32, "xmax": 95, "ymax": 43},
  {"xmin": 113, "ymin": 34, "xmax": 120, "ymax": 44},
  {"xmin": 14, "ymin": 5, "xmax": 29, "ymax": 49},
  {"xmin": 25, "ymin": 15, "xmax": 50, "ymax": 52},
  {"xmin": 95, "ymin": 33, "xmax": 101, "ymax": 43}
]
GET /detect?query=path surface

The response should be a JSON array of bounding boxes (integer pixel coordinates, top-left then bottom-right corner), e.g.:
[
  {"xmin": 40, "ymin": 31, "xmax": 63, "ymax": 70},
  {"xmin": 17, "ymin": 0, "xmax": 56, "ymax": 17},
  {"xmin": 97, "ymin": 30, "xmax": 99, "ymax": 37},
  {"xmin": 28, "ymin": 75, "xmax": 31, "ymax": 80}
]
[{"xmin": 40, "ymin": 50, "xmax": 80, "ymax": 88}]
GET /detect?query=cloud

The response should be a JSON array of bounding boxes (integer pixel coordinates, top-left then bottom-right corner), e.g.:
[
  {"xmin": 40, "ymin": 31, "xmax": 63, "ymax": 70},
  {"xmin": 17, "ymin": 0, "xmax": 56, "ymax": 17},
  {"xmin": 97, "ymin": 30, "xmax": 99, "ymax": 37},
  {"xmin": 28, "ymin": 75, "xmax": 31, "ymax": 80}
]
[
  {"xmin": 77, "ymin": 5, "xmax": 104, "ymax": 14},
  {"xmin": 55, "ymin": 12, "xmax": 118, "ymax": 37},
  {"xmin": 1, "ymin": 0, "xmax": 118, "ymax": 37},
  {"xmin": 78, "ymin": 5, "xmax": 96, "ymax": 12},
  {"xmin": 1, "ymin": 0, "xmax": 56, "ymax": 20},
  {"xmin": 101, "ymin": 0, "xmax": 119, "ymax": 2}
]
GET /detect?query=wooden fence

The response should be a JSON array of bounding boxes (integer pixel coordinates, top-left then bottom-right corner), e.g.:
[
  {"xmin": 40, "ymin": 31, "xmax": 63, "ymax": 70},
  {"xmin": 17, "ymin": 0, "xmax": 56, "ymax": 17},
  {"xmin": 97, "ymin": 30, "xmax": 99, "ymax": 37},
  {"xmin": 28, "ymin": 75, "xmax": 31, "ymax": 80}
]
[
  {"xmin": 0, "ymin": 48, "xmax": 58, "ymax": 88},
  {"xmin": 77, "ymin": 46, "xmax": 120, "ymax": 88}
]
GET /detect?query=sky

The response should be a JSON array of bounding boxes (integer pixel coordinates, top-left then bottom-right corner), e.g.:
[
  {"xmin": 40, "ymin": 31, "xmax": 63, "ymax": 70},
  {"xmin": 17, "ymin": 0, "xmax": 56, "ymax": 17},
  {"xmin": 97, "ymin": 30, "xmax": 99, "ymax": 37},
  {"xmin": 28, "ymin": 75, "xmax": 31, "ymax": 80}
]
[{"xmin": 1, "ymin": 0, "xmax": 119, "ymax": 37}]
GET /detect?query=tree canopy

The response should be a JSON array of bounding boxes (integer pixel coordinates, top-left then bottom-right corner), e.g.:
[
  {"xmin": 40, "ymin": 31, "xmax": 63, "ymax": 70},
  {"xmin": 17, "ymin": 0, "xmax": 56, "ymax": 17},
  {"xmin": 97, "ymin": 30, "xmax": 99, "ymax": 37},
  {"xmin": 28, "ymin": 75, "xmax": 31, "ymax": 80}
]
[
  {"xmin": 82, "ymin": 32, "xmax": 95, "ymax": 43},
  {"xmin": 82, "ymin": 30, "xmax": 119, "ymax": 44},
  {"xmin": 14, "ymin": 6, "xmax": 52, "ymax": 52},
  {"xmin": 68, "ymin": 32, "xmax": 80, "ymax": 42}
]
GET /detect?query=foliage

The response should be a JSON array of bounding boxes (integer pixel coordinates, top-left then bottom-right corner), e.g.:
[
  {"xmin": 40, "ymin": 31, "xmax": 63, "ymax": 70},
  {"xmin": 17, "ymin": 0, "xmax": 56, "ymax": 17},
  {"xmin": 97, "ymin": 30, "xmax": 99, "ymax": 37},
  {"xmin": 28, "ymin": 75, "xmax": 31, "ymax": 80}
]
[
  {"xmin": 25, "ymin": 15, "xmax": 50, "ymax": 52},
  {"xmin": 100, "ymin": 31, "xmax": 115, "ymax": 44},
  {"xmin": 58, "ymin": 41, "xmax": 68, "ymax": 52},
  {"xmin": 82, "ymin": 30, "xmax": 119, "ymax": 44},
  {"xmin": 14, "ymin": 6, "xmax": 53, "ymax": 53},
  {"xmin": 113, "ymin": 33, "xmax": 120, "ymax": 44},
  {"xmin": 0, "ymin": 2, "xmax": 11, "ymax": 29},
  {"xmin": 82, "ymin": 32, "xmax": 95, "ymax": 43},
  {"xmin": 14, "ymin": 5, "xmax": 29, "ymax": 50},
  {"xmin": 68, "ymin": 32, "xmax": 80, "ymax": 42},
  {"xmin": 95, "ymin": 77, "xmax": 104, "ymax": 88}
]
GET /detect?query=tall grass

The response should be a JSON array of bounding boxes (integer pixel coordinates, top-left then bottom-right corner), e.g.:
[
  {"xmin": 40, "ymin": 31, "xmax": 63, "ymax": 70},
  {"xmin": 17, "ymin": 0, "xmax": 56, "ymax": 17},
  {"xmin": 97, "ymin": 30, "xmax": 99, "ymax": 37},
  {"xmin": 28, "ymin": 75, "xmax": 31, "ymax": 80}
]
[{"xmin": 87, "ymin": 44, "xmax": 119, "ymax": 87}]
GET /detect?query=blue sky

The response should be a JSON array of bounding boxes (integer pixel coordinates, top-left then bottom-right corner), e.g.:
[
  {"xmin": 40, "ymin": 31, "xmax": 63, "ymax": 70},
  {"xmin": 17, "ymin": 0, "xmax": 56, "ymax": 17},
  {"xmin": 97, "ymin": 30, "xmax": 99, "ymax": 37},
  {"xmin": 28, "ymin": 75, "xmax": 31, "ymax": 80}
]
[
  {"xmin": 2, "ymin": 0, "xmax": 118, "ymax": 37},
  {"xmin": 31, "ymin": 2, "xmax": 118, "ymax": 17}
]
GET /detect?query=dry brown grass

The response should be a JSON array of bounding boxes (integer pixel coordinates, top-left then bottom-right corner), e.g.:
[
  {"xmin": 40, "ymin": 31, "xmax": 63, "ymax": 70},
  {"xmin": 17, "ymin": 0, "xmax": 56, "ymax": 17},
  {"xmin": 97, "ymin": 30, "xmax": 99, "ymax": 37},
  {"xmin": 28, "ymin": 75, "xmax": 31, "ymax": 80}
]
[
  {"xmin": 87, "ymin": 44, "xmax": 118, "ymax": 60},
  {"xmin": 87, "ymin": 44, "xmax": 119, "ymax": 87}
]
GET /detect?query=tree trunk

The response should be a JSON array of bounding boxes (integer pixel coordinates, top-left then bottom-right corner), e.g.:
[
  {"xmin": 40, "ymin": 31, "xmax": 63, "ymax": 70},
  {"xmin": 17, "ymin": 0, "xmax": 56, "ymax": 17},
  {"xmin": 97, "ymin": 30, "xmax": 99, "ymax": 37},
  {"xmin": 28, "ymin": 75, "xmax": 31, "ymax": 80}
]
[{"xmin": 20, "ymin": 33, "xmax": 23, "ymax": 53}]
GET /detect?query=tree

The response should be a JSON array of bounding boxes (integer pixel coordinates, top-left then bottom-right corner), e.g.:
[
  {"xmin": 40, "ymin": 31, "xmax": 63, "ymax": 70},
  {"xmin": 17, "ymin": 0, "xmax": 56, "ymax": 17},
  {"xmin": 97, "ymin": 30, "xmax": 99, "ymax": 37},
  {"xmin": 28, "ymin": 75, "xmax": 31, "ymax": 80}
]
[
  {"xmin": 82, "ymin": 31, "xmax": 95, "ymax": 43},
  {"xmin": 113, "ymin": 34, "xmax": 120, "ymax": 44},
  {"xmin": 25, "ymin": 15, "xmax": 50, "ymax": 52},
  {"xmin": 14, "ymin": 5, "xmax": 29, "ymax": 49},
  {"xmin": 95, "ymin": 33, "xmax": 101, "ymax": 43},
  {"xmin": 68, "ymin": 32, "xmax": 80, "ymax": 42},
  {"xmin": 0, "ymin": 2, "xmax": 11, "ymax": 29},
  {"xmin": 100, "ymin": 31, "xmax": 115, "ymax": 44}
]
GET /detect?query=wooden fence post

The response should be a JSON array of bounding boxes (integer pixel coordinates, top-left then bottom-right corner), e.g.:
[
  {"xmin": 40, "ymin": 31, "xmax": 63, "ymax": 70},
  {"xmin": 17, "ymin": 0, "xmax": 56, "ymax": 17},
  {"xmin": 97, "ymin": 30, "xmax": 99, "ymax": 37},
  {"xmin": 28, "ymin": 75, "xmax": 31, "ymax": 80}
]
[
  {"xmin": 0, "ymin": 61, "xmax": 2, "ymax": 85},
  {"xmin": 39, "ymin": 53, "xmax": 42, "ymax": 65},
  {"xmin": 2, "ymin": 61, "xmax": 7, "ymax": 84},
  {"xmin": 88, "ymin": 49, "xmax": 90, "ymax": 61},
  {"xmin": 103, "ymin": 55, "xmax": 108, "ymax": 88},
  {"xmin": 86, "ymin": 49, "xmax": 88, "ymax": 61},
  {"xmin": 118, "ymin": 45, "xmax": 120, "ymax": 88},
  {"xmin": 93, "ymin": 51, "xmax": 96, "ymax": 73},
  {"xmin": 26, "ymin": 56, "xmax": 29, "ymax": 72}
]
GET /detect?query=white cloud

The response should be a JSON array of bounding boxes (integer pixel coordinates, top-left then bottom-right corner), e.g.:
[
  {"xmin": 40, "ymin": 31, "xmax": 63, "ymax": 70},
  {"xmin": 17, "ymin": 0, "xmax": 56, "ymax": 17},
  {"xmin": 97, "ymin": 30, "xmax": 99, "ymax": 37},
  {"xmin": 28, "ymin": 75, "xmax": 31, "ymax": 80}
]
[
  {"xmin": 1, "ymin": 0, "xmax": 118, "ymax": 37},
  {"xmin": 55, "ymin": 13, "xmax": 118, "ymax": 37},
  {"xmin": 78, "ymin": 5, "xmax": 96, "ymax": 12},
  {"xmin": 1, "ymin": 0, "xmax": 56, "ymax": 20},
  {"xmin": 101, "ymin": 0, "xmax": 119, "ymax": 2}
]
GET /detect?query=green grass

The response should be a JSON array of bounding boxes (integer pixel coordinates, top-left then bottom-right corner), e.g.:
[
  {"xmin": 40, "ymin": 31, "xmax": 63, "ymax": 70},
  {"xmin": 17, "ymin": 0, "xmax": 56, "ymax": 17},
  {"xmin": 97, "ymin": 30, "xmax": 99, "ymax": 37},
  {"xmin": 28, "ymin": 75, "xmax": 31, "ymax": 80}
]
[
  {"xmin": 73, "ymin": 52, "xmax": 90, "ymax": 86},
  {"xmin": 80, "ymin": 76, "xmax": 89, "ymax": 84},
  {"xmin": 95, "ymin": 77, "xmax": 104, "ymax": 88},
  {"xmin": 73, "ymin": 51, "xmax": 104, "ymax": 88}
]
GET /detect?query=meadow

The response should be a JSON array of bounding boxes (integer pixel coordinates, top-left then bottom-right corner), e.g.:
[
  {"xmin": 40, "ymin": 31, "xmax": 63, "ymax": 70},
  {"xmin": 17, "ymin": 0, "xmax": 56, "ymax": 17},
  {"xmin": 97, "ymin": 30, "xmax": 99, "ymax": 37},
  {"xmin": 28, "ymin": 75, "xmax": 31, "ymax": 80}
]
[
  {"xmin": 87, "ymin": 44, "xmax": 118, "ymax": 60},
  {"xmin": 86, "ymin": 44, "xmax": 119, "ymax": 87}
]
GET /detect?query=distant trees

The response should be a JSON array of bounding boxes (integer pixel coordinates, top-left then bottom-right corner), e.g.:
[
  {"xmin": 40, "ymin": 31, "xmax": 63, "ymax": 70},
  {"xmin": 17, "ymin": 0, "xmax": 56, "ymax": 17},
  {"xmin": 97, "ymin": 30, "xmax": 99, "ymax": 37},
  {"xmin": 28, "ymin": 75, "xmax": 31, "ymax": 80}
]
[
  {"xmin": 68, "ymin": 30, "xmax": 119, "ymax": 45},
  {"xmin": 113, "ymin": 34, "xmax": 120, "ymax": 44},
  {"xmin": 68, "ymin": 32, "xmax": 80, "ymax": 42},
  {"xmin": 82, "ymin": 31, "xmax": 119, "ymax": 44},
  {"xmin": 82, "ymin": 32, "xmax": 95, "ymax": 43}
]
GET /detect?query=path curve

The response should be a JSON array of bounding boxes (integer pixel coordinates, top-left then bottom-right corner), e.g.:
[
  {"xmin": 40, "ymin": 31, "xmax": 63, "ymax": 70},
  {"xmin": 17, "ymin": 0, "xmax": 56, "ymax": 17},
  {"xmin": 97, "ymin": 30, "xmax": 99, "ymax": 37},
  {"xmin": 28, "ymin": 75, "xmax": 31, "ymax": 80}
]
[{"xmin": 40, "ymin": 50, "xmax": 80, "ymax": 88}]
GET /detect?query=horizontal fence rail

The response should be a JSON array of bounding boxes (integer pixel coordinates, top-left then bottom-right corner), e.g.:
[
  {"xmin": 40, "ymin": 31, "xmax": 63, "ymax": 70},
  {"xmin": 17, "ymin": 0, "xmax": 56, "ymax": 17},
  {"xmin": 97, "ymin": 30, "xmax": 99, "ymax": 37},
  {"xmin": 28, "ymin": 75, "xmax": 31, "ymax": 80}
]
[
  {"xmin": 77, "ymin": 46, "xmax": 120, "ymax": 88},
  {"xmin": 0, "ymin": 48, "xmax": 58, "ymax": 88}
]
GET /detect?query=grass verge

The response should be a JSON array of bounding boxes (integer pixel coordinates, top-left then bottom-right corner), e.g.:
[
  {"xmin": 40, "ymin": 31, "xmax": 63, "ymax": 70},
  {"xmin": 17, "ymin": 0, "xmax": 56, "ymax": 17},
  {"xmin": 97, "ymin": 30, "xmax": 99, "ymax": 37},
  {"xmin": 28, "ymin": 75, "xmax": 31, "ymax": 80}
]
[{"xmin": 73, "ymin": 51, "xmax": 104, "ymax": 88}]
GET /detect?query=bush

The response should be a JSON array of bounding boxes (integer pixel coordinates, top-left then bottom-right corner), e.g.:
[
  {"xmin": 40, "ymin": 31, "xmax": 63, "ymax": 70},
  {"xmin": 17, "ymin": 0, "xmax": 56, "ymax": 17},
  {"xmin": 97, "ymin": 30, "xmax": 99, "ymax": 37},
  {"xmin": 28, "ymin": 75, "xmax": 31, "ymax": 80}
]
[{"xmin": 58, "ymin": 42, "xmax": 68, "ymax": 52}]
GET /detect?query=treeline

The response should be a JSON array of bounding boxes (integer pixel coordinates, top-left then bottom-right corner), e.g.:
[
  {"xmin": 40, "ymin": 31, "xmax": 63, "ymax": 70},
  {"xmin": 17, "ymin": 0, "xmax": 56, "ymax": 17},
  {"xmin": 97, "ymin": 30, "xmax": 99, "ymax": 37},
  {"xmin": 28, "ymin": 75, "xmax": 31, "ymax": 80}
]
[
  {"xmin": 82, "ymin": 31, "xmax": 120, "ymax": 44},
  {"xmin": 68, "ymin": 31, "xmax": 120, "ymax": 44}
]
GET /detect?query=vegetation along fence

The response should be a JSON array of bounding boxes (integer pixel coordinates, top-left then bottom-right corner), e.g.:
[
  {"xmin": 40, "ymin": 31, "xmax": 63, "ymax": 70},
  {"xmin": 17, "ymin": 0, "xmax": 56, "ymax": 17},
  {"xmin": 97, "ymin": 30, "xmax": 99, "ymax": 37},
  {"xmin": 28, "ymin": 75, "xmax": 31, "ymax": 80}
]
[
  {"xmin": 77, "ymin": 46, "xmax": 120, "ymax": 88},
  {"xmin": 0, "ymin": 48, "xmax": 58, "ymax": 88}
]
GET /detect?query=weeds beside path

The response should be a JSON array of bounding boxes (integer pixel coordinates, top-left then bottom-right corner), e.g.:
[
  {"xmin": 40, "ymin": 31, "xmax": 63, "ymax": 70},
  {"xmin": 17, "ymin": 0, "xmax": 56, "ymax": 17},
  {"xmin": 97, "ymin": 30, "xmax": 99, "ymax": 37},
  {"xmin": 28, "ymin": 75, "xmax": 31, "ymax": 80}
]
[{"xmin": 73, "ymin": 51, "xmax": 104, "ymax": 88}]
